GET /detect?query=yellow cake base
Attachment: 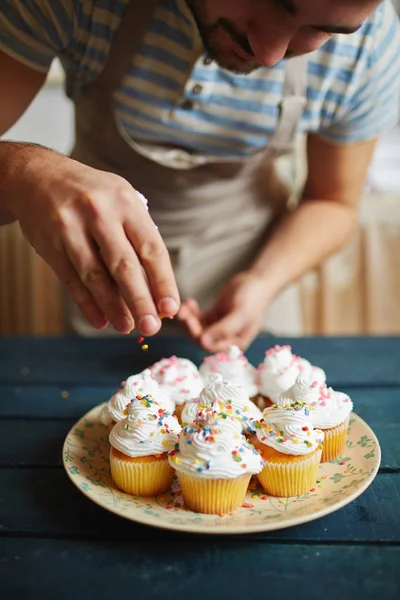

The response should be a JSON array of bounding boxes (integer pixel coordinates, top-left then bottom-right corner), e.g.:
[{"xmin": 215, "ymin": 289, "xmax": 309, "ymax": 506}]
[
  {"xmin": 177, "ymin": 472, "xmax": 252, "ymax": 515},
  {"xmin": 110, "ymin": 448, "xmax": 174, "ymax": 496},
  {"xmin": 321, "ymin": 417, "xmax": 350, "ymax": 462},
  {"xmin": 251, "ymin": 437, "xmax": 322, "ymax": 497}
]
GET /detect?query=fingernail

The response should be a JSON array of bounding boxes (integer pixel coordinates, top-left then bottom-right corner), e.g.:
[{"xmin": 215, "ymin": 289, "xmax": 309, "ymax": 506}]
[
  {"xmin": 115, "ymin": 315, "xmax": 134, "ymax": 333},
  {"xmin": 159, "ymin": 297, "xmax": 179, "ymax": 316},
  {"xmin": 139, "ymin": 314, "xmax": 159, "ymax": 335}
]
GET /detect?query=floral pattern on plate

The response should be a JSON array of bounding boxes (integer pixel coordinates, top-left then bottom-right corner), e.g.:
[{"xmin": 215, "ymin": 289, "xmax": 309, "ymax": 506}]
[{"xmin": 63, "ymin": 405, "xmax": 381, "ymax": 534}]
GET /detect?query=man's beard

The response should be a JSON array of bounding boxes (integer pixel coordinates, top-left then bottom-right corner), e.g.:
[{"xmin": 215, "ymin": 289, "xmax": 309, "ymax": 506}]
[{"xmin": 188, "ymin": 0, "xmax": 262, "ymax": 74}]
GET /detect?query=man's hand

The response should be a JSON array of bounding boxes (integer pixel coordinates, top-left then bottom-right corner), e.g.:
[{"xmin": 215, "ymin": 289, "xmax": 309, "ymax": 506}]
[
  {"xmin": 4, "ymin": 144, "xmax": 180, "ymax": 335},
  {"xmin": 178, "ymin": 272, "xmax": 269, "ymax": 352}
]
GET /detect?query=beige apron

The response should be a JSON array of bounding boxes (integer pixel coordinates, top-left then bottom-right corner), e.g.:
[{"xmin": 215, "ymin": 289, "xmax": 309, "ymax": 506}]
[{"xmin": 69, "ymin": 0, "xmax": 307, "ymax": 334}]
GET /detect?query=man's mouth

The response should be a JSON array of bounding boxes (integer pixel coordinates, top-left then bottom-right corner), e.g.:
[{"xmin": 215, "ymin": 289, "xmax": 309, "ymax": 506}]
[{"xmin": 229, "ymin": 35, "xmax": 256, "ymax": 61}]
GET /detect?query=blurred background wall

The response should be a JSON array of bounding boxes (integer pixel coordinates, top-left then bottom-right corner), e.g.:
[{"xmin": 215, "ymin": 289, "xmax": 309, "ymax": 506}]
[{"xmin": 1, "ymin": 3, "xmax": 400, "ymax": 336}]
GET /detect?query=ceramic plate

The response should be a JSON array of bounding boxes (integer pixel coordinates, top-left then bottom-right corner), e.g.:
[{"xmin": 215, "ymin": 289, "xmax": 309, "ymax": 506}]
[{"xmin": 63, "ymin": 405, "xmax": 381, "ymax": 535}]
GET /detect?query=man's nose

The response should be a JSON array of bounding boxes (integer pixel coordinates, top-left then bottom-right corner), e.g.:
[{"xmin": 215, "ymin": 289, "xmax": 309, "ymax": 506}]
[{"xmin": 248, "ymin": 23, "xmax": 294, "ymax": 67}]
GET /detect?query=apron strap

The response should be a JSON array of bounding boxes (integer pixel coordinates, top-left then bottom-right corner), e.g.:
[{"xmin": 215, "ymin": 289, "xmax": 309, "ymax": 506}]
[
  {"xmin": 267, "ymin": 54, "xmax": 308, "ymax": 155},
  {"xmin": 96, "ymin": 0, "xmax": 159, "ymax": 94}
]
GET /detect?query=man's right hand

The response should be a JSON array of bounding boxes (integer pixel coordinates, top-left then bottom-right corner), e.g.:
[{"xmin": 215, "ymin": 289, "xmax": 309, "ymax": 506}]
[{"xmin": 5, "ymin": 144, "xmax": 180, "ymax": 335}]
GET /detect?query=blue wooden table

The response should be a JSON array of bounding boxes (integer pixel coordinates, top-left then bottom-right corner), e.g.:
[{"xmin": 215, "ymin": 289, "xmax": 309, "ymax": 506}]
[{"xmin": 1, "ymin": 335, "xmax": 399, "ymax": 599}]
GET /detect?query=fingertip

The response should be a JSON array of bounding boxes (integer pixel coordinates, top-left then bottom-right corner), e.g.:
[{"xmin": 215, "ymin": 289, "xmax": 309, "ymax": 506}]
[
  {"xmin": 159, "ymin": 296, "xmax": 180, "ymax": 317},
  {"xmin": 138, "ymin": 314, "xmax": 161, "ymax": 336}
]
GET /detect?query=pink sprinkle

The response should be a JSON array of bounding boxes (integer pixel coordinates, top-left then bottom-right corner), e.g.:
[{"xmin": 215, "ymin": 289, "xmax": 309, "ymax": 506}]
[{"xmin": 266, "ymin": 344, "xmax": 291, "ymax": 356}]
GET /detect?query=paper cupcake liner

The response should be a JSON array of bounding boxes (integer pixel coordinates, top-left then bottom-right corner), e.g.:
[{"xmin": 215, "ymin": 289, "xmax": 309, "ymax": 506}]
[
  {"xmin": 174, "ymin": 404, "xmax": 184, "ymax": 423},
  {"xmin": 257, "ymin": 448, "xmax": 322, "ymax": 497},
  {"xmin": 321, "ymin": 416, "xmax": 350, "ymax": 463},
  {"xmin": 110, "ymin": 449, "xmax": 174, "ymax": 496},
  {"xmin": 176, "ymin": 472, "xmax": 252, "ymax": 515}
]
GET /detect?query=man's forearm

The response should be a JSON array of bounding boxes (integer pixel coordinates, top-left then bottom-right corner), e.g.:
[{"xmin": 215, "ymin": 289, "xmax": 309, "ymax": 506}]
[
  {"xmin": 0, "ymin": 141, "xmax": 53, "ymax": 225},
  {"xmin": 249, "ymin": 198, "xmax": 358, "ymax": 303}
]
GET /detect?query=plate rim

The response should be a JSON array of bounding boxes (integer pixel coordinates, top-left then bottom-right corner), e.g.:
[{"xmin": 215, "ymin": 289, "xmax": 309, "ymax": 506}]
[{"xmin": 63, "ymin": 405, "xmax": 381, "ymax": 535}]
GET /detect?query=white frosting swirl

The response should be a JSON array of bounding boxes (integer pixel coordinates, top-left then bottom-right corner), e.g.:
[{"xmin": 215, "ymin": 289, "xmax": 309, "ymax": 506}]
[
  {"xmin": 278, "ymin": 377, "xmax": 353, "ymax": 429},
  {"xmin": 125, "ymin": 369, "xmax": 175, "ymax": 413},
  {"xmin": 297, "ymin": 359, "xmax": 326, "ymax": 386},
  {"xmin": 278, "ymin": 376, "xmax": 322, "ymax": 407},
  {"xmin": 199, "ymin": 345, "xmax": 258, "ymax": 397},
  {"xmin": 109, "ymin": 395, "xmax": 180, "ymax": 458},
  {"xmin": 150, "ymin": 356, "xmax": 203, "ymax": 406},
  {"xmin": 255, "ymin": 402, "xmax": 324, "ymax": 456},
  {"xmin": 257, "ymin": 345, "xmax": 326, "ymax": 402},
  {"xmin": 100, "ymin": 368, "xmax": 174, "ymax": 425},
  {"xmin": 169, "ymin": 412, "xmax": 264, "ymax": 479},
  {"xmin": 196, "ymin": 374, "xmax": 262, "ymax": 434},
  {"xmin": 100, "ymin": 389, "xmax": 130, "ymax": 426}
]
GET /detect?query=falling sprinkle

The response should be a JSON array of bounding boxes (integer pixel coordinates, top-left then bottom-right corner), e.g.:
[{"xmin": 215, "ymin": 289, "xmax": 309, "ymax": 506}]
[
  {"xmin": 141, "ymin": 344, "xmax": 149, "ymax": 351},
  {"xmin": 138, "ymin": 336, "xmax": 144, "ymax": 344},
  {"xmin": 61, "ymin": 391, "xmax": 69, "ymax": 399}
]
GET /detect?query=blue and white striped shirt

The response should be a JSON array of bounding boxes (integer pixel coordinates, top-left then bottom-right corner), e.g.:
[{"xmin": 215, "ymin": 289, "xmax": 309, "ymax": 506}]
[{"xmin": 2, "ymin": 0, "xmax": 400, "ymax": 159}]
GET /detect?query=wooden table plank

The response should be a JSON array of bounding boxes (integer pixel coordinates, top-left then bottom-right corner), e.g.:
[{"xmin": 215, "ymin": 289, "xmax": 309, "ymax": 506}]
[
  {"xmin": 1, "ymin": 538, "xmax": 399, "ymax": 600},
  {"xmin": 0, "ymin": 386, "xmax": 115, "ymax": 418},
  {"xmin": 0, "ymin": 470, "xmax": 398, "ymax": 543},
  {"xmin": 0, "ymin": 336, "xmax": 399, "ymax": 386}
]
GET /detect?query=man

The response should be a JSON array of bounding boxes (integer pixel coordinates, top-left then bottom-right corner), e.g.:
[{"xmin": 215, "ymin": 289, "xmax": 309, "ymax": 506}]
[{"xmin": 1, "ymin": 0, "xmax": 399, "ymax": 351}]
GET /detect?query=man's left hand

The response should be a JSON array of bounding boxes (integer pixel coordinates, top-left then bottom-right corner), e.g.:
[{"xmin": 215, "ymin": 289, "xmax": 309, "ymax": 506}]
[{"xmin": 178, "ymin": 272, "xmax": 268, "ymax": 352}]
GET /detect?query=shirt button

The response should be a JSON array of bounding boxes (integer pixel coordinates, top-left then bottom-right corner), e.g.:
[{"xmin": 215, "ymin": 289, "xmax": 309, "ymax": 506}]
[
  {"xmin": 180, "ymin": 99, "xmax": 194, "ymax": 110},
  {"xmin": 192, "ymin": 83, "xmax": 203, "ymax": 95},
  {"xmin": 203, "ymin": 56, "xmax": 212, "ymax": 66}
]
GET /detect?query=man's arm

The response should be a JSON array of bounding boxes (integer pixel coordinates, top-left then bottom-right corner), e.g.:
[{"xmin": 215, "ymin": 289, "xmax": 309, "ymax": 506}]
[
  {"xmin": 248, "ymin": 134, "xmax": 376, "ymax": 296},
  {"xmin": 0, "ymin": 51, "xmax": 180, "ymax": 335},
  {"xmin": 0, "ymin": 51, "xmax": 48, "ymax": 223},
  {"xmin": 181, "ymin": 134, "xmax": 376, "ymax": 351}
]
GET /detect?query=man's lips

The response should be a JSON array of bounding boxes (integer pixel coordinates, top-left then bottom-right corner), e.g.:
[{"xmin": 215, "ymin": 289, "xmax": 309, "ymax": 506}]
[{"xmin": 229, "ymin": 34, "xmax": 255, "ymax": 61}]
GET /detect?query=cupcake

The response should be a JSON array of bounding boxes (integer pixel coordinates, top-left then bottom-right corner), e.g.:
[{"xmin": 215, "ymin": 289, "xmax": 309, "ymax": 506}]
[
  {"xmin": 278, "ymin": 376, "xmax": 353, "ymax": 462},
  {"xmin": 181, "ymin": 373, "xmax": 262, "ymax": 436},
  {"xmin": 169, "ymin": 409, "xmax": 264, "ymax": 515},
  {"xmin": 199, "ymin": 345, "xmax": 258, "ymax": 401},
  {"xmin": 251, "ymin": 402, "xmax": 324, "ymax": 497},
  {"xmin": 100, "ymin": 368, "xmax": 173, "ymax": 428},
  {"xmin": 257, "ymin": 345, "xmax": 326, "ymax": 407},
  {"xmin": 109, "ymin": 394, "xmax": 181, "ymax": 496},
  {"xmin": 150, "ymin": 356, "xmax": 203, "ymax": 421}
]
